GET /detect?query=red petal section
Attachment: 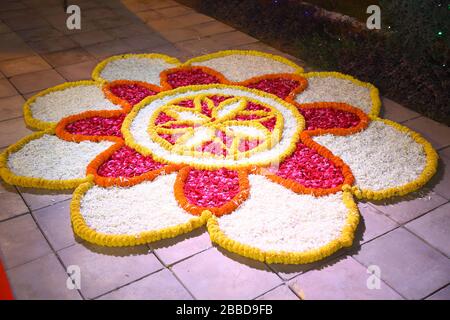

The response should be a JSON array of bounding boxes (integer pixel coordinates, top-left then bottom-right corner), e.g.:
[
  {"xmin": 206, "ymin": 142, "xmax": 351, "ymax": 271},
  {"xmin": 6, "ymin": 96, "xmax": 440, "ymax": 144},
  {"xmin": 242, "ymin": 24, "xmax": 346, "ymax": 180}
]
[
  {"xmin": 167, "ymin": 68, "xmax": 221, "ymax": 88},
  {"xmin": 183, "ymin": 168, "xmax": 240, "ymax": 207},
  {"xmin": 97, "ymin": 146, "xmax": 165, "ymax": 178},
  {"xmin": 65, "ymin": 114, "xmax": 125, "ymax": 137},
  {"xmin": 109, "ymin": 83, "xmax": 157, "ymax": 106},
  {"xmin": 299, "ymin": 107, "xmax": 360, "ymax": 131},
  {"xmin": 246, "ymin": 78, "xmax": 300, "ymax": 99},
  {"xmin": 272, "ymin": 143, "xmax": 344, "ymax": 189}
]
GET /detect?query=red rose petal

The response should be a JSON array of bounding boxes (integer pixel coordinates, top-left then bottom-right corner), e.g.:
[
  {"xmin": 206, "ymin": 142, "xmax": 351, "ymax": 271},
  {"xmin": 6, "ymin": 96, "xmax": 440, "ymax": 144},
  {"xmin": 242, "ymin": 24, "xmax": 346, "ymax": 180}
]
[
  {"xmin": 65, "ymin": 114, "xmax": 125, "ymax": 137},
  {"xmin": 299, "ymin": 107, "xmax": 361, "ymax": 131},
  {"xmin": 109, "ymin": 83, "xmax": 157, "ymax": 106}
]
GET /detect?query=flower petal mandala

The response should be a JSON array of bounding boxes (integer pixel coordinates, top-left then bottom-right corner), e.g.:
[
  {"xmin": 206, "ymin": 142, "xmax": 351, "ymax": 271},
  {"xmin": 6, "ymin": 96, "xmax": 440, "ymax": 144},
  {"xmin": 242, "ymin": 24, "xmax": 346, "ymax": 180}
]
[
  {"xmin": 71, "ymin": 173, "xmax": 210, "ymax": 246},
  {"xmin": 207, "ymin": 175, "xmax": 359, "ymax": 264}
]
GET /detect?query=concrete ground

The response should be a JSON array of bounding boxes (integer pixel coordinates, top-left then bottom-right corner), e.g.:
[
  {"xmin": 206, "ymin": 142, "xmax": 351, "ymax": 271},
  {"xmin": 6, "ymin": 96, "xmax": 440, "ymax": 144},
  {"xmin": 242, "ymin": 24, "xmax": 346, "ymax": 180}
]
[{"xmin": 0, "ymin": 0, "xmax": 449, "ymax": 300}]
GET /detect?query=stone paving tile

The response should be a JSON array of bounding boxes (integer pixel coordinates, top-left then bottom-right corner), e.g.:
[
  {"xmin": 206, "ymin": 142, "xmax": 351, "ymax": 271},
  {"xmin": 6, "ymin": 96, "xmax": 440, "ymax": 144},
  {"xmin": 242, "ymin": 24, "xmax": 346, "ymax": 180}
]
[
  {"xmin": 150, "ymin": 228, "xmax": 212, "ymax": 266},
  {"xmin": 0, "ymin": 117, "xmax": 33, "ymax": 148},
  {"xmin": 0, "ymin": 55, "xmax": 52, "ymax": 78},
  {"xmin": 84, "ymin": 39, "xmax": 131, "ymax": 60},
  {"xmin": 0, "ymin": 180, "xmax": 28, "ymax": 222},
  {"xmin": 380, "ymin": 97, "xmax": 421, "ymax": 123},
  {"xmin": 28, "ymin": 36, "xmax": 79, "ymax": 54},
  {"xmin": 430, "ymin": 152, "xmax": 450, "ymax": 200},
  {"xmin": 0, "ymin": 214, "xmax": 52, "ymax": 269},
  {"xmin": 440, "ymin": 147, "xmax": 450, "ymax": 159},
  {"xmin": 93, "ymin": 16, "xmax": 137, "ymax": 30},
  {"xmin": 405, "ymin": 202, "xmax": 450, "ymax": 257},
  {"xmin": 17, "ymin": 186, "xmax": 73, "ymax": 211},
  {"xmin": 0, "ymin": 78, "xmax": 18, "ymax": 98},
  {"xmin": 155, "ymin": 5, "xmax": 194, "ymax": 18},
  {"xmin": 172, "ymin": 247, "xmax": 282, "ymax": 300},
  {"xmin": 159, "ymin": 28, "xmax": 201, "ymax": 43},
  {"xmin": 16, "ymin": 26, "xmax": 63, "ymax": 42},
  {"xmin": 7, "ymin": 253, "xmax": 82, "ymax": 300},
  {"xmin": 0, "ymin": 95, "xmax": 25, "ymax": 121},
  {"xmin": 123, "ymin": 0, "xmax": 179, "ymax": 12},
  {"xmin": 426, "ymin": 285, "xmax": 450, "ymax": 300},
  {"xmin": 147, "ymin": 12, "xmax": 213, "ymax": 31},
  {"xmin": 3, "ymin": 15, "xmax": 49, "ymax": 32},
  {"xmin": 207, "ymin": 31, "xmax": 259, "ymax": 48},
  {"xmin": 42, "ymin": 48, "xmax": 94, "ymax": 68},
  {"xmin": 288, "ymin": 256, "xmax": 402, "ymax": 300},
  {"xmin": 176, "ymin": 37, "xmax": 226, "ymax": 55},
  {"xmin": 98, "ymin": 269, "xmax": 192, "ymax": 300},
  {"xmin": 69, "ymin": 29, "xmax": 114, "ymax": 47},
  {"xmin": 404, "ymin": 117, "xmax": 450, "ymax": 150},
  {"xmin": 354, "ymin": 228, "xmax": 450, "ymax": 299},
  {"xmin": 58, "ymin": 243, "xmax": 163, "ymax": 299},
  {"xmin": 106, "ymin": 23, "xmax": 152, "ymax": 39},
  {"xmin": 33, "ymin": 200, "xmax": 79, "ymax": 251},
  {"xmin": 56, "ymin": 60, "xmax": 98, "ymax": 81},
  {"xmin": 9, "ymin": 69, "xmax": 65, "ymax": 94},
  {"xmin": 370, "ymin": 188, "xmax": 448, "ymax": 224},
  {"xmin": 0, "ymin": 22, "xmax": 11, "ymax": 34},
  {"xmin": 257, "ymin": 285, "xmax": 299, "ymax": 300},
  {"xmin": 191, "ymin": 21, "xmax": 235, "ymax": 37},
  {"xmin": 122, "ymin": 33, "xmax": 169, "ymax": 51},
  {"xmin": 356, "ymin": 202, "xmax": 398, "ymax": 243}
]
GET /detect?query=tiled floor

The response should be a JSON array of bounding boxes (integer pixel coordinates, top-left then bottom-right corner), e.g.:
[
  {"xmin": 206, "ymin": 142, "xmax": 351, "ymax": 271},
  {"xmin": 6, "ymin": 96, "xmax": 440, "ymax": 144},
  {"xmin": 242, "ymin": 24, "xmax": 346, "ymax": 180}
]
[{"xmin": 0, "ymin": 0, "xmax": 449, "ymax": 300}]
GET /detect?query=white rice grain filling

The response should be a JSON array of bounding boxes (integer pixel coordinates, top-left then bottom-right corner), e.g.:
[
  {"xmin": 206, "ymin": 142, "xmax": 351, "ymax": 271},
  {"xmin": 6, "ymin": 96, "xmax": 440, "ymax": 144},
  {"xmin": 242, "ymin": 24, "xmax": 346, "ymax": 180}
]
[
  {"xmin": 295, "ymin": 76, "xmax": 373, "ymax": 114},
  {"xmin": 217, "ymin": 175, "xmax": 349, "ymax": 252},
  {"xmin": 80, "ymin": 174, "xmax": 195, "ymax": 235},
  {"xmin": 30, "ymin": 85, "xmax": 121, "ymax": 123},
  {"xmin": 313, "ymin": 120, "xmax": 427, "ymax": 191},
  {"xmin": 99, "ymin": 57, "xmax": 176, "ymax": 84},
  {"xmin": 8, "ymin": 135, "xmax": 113, "ymax": 180},
  {"xmin": 191, "ymin": 55, "xmax": 297, "ymax": 82}
]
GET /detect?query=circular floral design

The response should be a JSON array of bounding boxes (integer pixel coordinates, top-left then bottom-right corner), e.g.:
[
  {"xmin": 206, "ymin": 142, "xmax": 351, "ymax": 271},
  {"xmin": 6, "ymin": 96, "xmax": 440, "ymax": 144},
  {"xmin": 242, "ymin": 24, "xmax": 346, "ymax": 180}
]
[{"xmin": 0, "ymin": 50, "xmax": 437, "ymax": 264}]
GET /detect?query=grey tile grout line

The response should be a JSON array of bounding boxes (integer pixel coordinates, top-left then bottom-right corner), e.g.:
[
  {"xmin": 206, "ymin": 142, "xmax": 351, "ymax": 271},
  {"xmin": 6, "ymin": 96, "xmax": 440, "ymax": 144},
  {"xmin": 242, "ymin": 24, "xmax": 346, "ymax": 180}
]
[
  {"xmin": 402, "ymin": 226, "xmax": 450, "ymax": 260},
  {"xmin": 422, "ymin": 283, "xmax": 450, "ymax": 300},
  {"xmin": 0, "ymin": 210, "xmax": 29, "ymax": 224},
  {"xmin": 13, "ymin": 189, "xmax": 86, "ymax": 299}
]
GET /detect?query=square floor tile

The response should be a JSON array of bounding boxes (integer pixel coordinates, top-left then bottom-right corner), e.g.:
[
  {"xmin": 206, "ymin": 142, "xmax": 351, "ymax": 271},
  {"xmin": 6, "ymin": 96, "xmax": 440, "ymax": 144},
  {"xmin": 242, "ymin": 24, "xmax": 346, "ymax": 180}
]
[
  {"xmin": 426, "ymin": 285, "xmax": 450, "ymax": 300},
  {"xmin": 98, "ymin": 269, "xmax": 192, "ymax": 300},
  {"xmin": 16, "ymin": 26, "xmax": 63, "ymax": 42},
  {"xmin": 17, "ymin": 186, "xmax": 72, "ymax": 211},
  {"xmin": 28, "ymin": 36, "xmax": 78, "ymax": 54},
  {"xmin": 404, "ymin": 117, "xmax": 450, "ymax": 150},
  {"xmin": 7, "ymin": 253, "xmax": 82, "ymax": 300},
  {"xmin": 84, "ymin": 39, "xmax": 130, "ymax": 60},
  {"xmin": 0, "ymin": 95, "xmax": 25, "ymax": 122},
  {"xmin": 357, "ymin": 202, "xmax": 398, "ymax": 243},
  {"xmin": 107, "ymin": 23, "xmax": 153, "ymax": 39},
  {"xmin": 3, "ymin": 15, "xmax": 48, "ymax": 31},
  {"xmin": 429, "ymin": 154, "xmax": 450, "ymax": 199},
  {"xmin": 0, "ymin": 79, "xmax": 18, "ymax": 98},
  {"xmin": 150, "ymin": 228, "xmax": 211, "ymax": 265},
  {"xmin": 42, "ymin": 48, "xmax": 94, "ymax": 68},
  {"xmin": 172, "ymin": 247, "xmax": 281, "ymax": 300},
  {"xmin": 405, "ymin": 203, "xmax": 450, "ymax": 257},
  {"xmin": 0, "ymin": 181, "xmax": 28, "ymax": 221},
  {"xmin": 0, "ymin": 117, "xmax": 33, "ymax": 148},
  {"xmin": 191, "ymin": 21, "xmax": 234, "ymax": 37},
  {"xmin": 0, "ymin": 32, "xmax": 35, "ymax": 62},
  {"xmin": 122, "ymin": 34, "xmax": 169, "ymax": 51},
  {"xmin": 33, "ymin": 200, "xmax": 79, "ymax": 251},
  {"xmin": 288, "ymin": 256, "xmax": 402, "ymax": 300},
  {"xmin": 69, "ymin": 29, "xmax": 114, "ymax": 47},
  {"xmin": 0, "ymin": 55, "xmax": 51, "ymax": 77},
  {"xmin": 370, "ymin": 189, "xmax": 447, "ymax": 224},
  {"xmin": 9, "ymin": 69, "xmax": 65, "ymax": 94},
  {"xmin": 354, "ymin": 228, "xmax": 450, "ymax": 299},
  {"xmin": 58, "ymin": 243, "xmax": 163, "ymax": 299},
  {"xmin": 440, "ymin": 147, "xmax": 450, "ymax": 160},
  {"xmin": 257, "ymin": 285, "xmax": 299, "ymax": 300},
  {"xmin": 56, "ymin": 60, "xmax": 98, "ymax": 81},
  {"xmin": 0, "ymin": 214, "xmax": 52, "ymax": 269},
  {"xmin": 380, "ymin": 97, "xmax": 420, "ymax": 123}
]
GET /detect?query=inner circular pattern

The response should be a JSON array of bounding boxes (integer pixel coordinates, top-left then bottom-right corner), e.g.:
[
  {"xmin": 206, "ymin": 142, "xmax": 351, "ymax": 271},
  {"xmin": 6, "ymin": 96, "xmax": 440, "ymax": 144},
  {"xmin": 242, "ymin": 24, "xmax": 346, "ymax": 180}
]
[{"xmin": 124, "ymin": 85, "xmax": 304, "ymax": 169}]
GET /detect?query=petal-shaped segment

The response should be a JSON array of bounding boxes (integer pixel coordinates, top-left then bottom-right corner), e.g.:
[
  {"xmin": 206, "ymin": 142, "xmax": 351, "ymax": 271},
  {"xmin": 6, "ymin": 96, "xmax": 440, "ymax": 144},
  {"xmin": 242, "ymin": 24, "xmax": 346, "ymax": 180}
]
[
  {"xmin": 103, "ymin": 80, "xmax": 160, "ymax": 111},
  {"xmin": 160, "ymin": 66, "xmax": 229, "ymax": 89},
  {"xmin": 71, "ymin": 173, "xmax": 210, "ymax": 247},
  {"xmin": 92, "ymin": 53, "xmax": 180, "ymax": 84},
  {"xmin": 294, "ymin": 72, "xmax": 381, "ymax": 116},
  {"xmin": 259, "ymin": 136, "xmax": 354, "ymax": 196},
  {"xmin": 241, "ymin": 73, "xmax": 308, "ymax": 99},
  {"xmin": 24, "ymin": 81, "xmax": 122, "ymax": 130},
  {"xmin": 56, "ymin": 110, "xmax": 125, "ymax": 143},
  {"xmin": 186, "ymin": 50, "xmax": 303, "ymax": 82},
  {"xmin": 312, "ymin": 118, "xmax": 438, "ymax": 200},
  {"xmin": 174, "ymin": 167, "xmax": 249, "ymax": 216},
  {"xmin": 207, "ymin": 175, "xmax": 359, "ymax": 264},
  {"xmin": 0, "ymin": 132, "xmax": 114, "ymax": 189}
]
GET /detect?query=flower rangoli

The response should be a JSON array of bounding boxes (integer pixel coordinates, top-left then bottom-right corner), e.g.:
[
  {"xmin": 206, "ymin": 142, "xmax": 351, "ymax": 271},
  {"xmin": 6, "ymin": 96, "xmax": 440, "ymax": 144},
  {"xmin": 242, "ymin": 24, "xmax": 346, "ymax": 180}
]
[{"xmin": 0, "ymin": 50, "xmax": 438, "ymax": 264}]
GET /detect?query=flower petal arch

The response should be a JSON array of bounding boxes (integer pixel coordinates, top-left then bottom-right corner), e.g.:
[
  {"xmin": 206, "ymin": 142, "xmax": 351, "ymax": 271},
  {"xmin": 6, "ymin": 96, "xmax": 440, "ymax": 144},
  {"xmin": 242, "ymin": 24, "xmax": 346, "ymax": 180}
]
[
  {"xmin": 160, "ymin": 66, "xmax": 230, "ymax": 90},
  {"xmin": 207, "ymin": 175, "xmax": 359, "ymax": 264},
  {"xmin": 24, "ymin": 81, "xmax": 122, "ymax": 130},
  {"xmin": 103, "ymin": 80, "xmax": 161, "ymax": 112},
  {"xmin": 240, "ymin": 73, "xmax": 308, "ymax": 100},
  {"xmin": 294, "ymin": 72, "xmax": 381, "ymax": 116},
  {"xmin": 312, "ymin": 118, "xmax": 438, "ymax": 200},
  {"xmin": 92, "ymin": 53, "xmax": 180, "ymax": 85},
  {"xmin": 174, "ymin": 167, "xmax": 249, "ymax": 216},
  {"xmin": 185, "ymin": 50, "xmax": 304, "ymax": 82},
  {"xmin": 0, "ymin": 131, "xmax": 114, "ymax": 189},
  {"xmin": 71, "ymin": 173, "xmax": 210, "ymax": 246}
]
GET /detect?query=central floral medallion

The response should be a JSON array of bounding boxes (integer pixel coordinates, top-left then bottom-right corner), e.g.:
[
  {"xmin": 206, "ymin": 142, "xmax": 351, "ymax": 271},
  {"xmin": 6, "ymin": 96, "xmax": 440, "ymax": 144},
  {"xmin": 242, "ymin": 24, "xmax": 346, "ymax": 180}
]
[{"xmin": 123, "ymin": 85, "xmax": 304, "ymax": 169}]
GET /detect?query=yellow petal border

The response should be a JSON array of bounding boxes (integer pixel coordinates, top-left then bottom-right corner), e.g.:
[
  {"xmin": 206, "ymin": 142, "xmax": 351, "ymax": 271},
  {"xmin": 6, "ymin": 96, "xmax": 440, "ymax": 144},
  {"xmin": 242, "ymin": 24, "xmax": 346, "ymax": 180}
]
[
  {"xmin": 206, "ymin": 189, "xmax": 360, "ymax": 264},
  {"xmin": 347, "ymin": 116, "xmax": 439, "ymax": 201},
  {"xmin": 183, "ymin": 49, "xmax": 304, "ymax": 74},
  {"xmin": 0, "ymin": 129, "xmax": 92, "ymax": 190},
  {"xmin": 70, "ymin": 181, "xmax": 211, "ymax": 247},
  {"xmin": 303, "ymin": 71, "xmax": 381, "ymax": 117}
]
